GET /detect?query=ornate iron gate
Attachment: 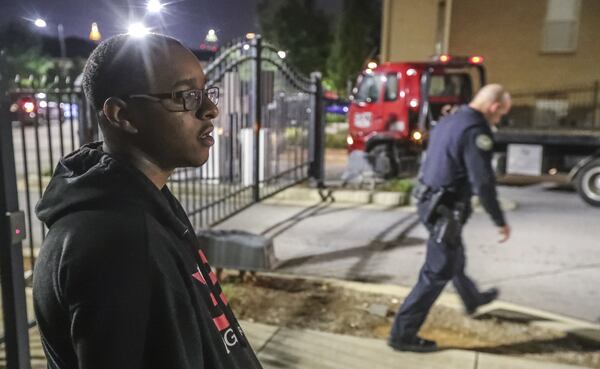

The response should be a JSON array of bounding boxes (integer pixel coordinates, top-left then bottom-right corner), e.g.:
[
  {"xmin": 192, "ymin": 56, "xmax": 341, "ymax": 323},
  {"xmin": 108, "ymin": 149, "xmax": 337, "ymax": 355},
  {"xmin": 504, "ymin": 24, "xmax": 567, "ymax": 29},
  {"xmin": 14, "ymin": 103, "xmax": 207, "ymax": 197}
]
[{"xmin": 169, "ymin": 36, "xmax": 324, "ymax": 229}]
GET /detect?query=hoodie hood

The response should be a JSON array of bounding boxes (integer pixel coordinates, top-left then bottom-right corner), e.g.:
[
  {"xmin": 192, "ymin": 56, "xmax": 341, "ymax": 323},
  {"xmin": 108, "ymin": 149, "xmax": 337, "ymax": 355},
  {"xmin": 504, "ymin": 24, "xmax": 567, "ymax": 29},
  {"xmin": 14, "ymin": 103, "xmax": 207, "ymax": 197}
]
[{"xmin": 36, "ymin": 142, "xmax": 188, "ymax": 236}]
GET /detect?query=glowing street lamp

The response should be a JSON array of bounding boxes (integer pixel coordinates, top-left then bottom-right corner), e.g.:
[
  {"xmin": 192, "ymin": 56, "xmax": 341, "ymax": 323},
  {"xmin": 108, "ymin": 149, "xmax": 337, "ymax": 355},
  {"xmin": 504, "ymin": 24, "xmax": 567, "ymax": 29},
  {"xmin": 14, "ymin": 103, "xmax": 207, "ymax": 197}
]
[
  {"xmin": 34, "ymin": 18, "xmax": 47, "ymax": 28},
  {"xmin": 128, "ymin": 23, "xmax": 150, "ymax": 37},
  {"xmin": 277, "ymin": 50, "xmax": 287, "ymax": 59},
  {"xmin": 147, "ymin": 0, "xmax": 163, "ymax": 13}
]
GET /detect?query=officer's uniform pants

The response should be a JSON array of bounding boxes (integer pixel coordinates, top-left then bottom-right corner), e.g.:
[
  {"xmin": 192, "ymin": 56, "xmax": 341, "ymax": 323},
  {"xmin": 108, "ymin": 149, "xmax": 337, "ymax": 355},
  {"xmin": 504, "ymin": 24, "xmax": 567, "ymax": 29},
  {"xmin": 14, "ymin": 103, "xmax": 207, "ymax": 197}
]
[{"xmin": 390, "ymin": 201, "xmax": 484, "ymax": 341}]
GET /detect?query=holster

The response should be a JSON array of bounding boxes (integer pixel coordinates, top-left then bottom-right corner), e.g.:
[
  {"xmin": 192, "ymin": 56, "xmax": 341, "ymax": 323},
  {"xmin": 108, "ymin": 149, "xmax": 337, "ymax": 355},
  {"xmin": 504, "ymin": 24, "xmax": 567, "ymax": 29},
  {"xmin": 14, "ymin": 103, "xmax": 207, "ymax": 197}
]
[
  {"xmin": 424, "ymin": 190, "xmax": 445, "ymax": 224},
  {"xmin": 416, "ymin": 185, "xmax": 465, "ymax": 245},
  {"xmin": 433, "ymin": 202, "xmax": 465, "ymax": 245}
]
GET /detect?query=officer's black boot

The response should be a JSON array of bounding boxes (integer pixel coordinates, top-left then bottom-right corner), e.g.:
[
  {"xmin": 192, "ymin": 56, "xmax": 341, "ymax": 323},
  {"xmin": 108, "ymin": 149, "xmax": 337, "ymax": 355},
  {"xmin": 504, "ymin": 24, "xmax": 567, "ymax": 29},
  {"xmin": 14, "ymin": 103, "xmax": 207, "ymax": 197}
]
[
  {"xmin": 388, "ymin": 336, "xmax": 438, "ymax": 353},
  {"xmin": 466, "ymin": 288, "xmax": 499, "ymax": 315}
]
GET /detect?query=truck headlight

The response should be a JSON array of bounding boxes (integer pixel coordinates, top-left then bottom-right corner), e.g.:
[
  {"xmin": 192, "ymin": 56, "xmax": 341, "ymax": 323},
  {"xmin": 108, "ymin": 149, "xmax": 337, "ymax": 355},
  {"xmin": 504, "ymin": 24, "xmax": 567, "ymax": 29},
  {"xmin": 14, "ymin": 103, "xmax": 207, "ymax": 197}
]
[
  {"xmin": 390, "ymin": 120, "xmax": 406, "ymax": 132},
  {"xmin": 412, "ymin": 130, "xmax": 423, "ymax": 141},
  {"xmin": 346, "ymin": 135, "xmax": 354, "ymax": 146}
]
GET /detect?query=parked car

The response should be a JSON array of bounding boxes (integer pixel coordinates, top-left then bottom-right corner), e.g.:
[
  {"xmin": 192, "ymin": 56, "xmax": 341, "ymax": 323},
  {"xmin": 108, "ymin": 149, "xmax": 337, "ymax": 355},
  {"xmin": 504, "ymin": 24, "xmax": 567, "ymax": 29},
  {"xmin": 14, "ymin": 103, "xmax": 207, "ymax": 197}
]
[{"xmin": 9, "ymin": 92, "xmax": 78, "ymax": 125}]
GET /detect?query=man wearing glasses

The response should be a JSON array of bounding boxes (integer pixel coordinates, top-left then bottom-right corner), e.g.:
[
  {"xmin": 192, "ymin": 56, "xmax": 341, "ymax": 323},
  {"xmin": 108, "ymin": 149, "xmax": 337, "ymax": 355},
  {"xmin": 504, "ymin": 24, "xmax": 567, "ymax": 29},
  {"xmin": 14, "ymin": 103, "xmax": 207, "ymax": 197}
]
[{"xmin": 33, "ymin": 34, "xmax": 263, "ymax": 369}]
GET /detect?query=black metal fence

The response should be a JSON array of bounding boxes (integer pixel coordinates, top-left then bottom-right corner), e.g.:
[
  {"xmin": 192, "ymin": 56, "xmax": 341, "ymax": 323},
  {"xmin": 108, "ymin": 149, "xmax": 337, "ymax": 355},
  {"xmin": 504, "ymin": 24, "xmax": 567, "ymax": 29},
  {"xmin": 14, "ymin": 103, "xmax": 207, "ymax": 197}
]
[
  {"xmin": 7, "ymin": 88, "xmax": 95, "ymax": 271},
  {"xmin": 0, "ymin": 83, "xmax": 96, "ymax": 369},
  {"xmin": 0, "ymin": 36, "xmax": 324, "ymax": 368},
  {"xmin": 507, "ymin": 81, "xmax": 600, "ymax": 130}
]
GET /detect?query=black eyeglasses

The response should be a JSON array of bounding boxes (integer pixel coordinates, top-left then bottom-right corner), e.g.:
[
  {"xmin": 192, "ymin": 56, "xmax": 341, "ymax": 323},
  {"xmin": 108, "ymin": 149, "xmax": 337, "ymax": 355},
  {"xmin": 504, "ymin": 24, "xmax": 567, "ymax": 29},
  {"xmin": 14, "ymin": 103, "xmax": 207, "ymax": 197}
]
[{"xmin": 124, "ymin": 86, "xmax": 219, "ymax": 112}]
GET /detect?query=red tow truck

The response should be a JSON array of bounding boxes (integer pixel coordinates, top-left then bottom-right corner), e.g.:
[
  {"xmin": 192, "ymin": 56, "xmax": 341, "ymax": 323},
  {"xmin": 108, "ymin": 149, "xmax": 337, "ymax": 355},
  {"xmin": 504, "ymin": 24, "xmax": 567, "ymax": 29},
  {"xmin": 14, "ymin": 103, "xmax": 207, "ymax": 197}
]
[
  {"xmin": 347, "ymin": 55, "xmax": 486, "ymax": 178},
  {"xmin": 346, "ymin": 55, "xmax": 600, "ymax": 207}
]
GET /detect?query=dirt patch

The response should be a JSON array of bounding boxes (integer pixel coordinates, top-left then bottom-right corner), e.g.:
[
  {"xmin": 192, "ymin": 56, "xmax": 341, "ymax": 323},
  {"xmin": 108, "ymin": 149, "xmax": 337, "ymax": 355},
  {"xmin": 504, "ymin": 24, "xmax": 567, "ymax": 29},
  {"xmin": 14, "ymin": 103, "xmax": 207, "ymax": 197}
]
[{"xmin": 222, "ymin": 274, "xmax": 600, "ymax": 369}]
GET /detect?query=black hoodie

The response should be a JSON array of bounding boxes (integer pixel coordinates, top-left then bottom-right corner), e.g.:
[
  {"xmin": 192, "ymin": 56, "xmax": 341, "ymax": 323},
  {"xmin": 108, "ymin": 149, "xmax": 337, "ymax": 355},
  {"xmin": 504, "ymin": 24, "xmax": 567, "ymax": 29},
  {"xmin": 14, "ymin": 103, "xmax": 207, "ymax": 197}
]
[{"xmin": 33, "ymin": 142, "xmax": 263, "ymax": 369}]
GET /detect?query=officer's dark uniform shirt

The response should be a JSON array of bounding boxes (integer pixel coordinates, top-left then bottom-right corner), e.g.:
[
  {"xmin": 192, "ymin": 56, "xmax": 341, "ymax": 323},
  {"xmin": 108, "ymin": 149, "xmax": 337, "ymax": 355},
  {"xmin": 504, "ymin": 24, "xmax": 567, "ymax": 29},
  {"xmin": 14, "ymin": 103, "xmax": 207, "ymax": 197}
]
[{"xmin": 421, "ymin": 106, "xmax": 505, "ymax": 227}]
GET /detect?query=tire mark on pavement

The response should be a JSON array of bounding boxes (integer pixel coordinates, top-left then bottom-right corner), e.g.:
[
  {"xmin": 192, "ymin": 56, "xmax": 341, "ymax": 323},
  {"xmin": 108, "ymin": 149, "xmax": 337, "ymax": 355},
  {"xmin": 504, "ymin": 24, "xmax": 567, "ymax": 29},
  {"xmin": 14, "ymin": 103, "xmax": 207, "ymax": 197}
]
[{"xmin": 274, "ymin": 212, "xmax": 421, "ymax": 273}]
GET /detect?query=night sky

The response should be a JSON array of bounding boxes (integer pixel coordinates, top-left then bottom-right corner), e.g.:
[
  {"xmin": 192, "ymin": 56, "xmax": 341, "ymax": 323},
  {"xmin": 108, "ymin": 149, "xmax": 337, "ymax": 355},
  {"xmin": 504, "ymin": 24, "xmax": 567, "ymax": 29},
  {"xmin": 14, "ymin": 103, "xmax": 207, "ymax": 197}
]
[{"xmin": 0, "ymin": 0, "xmax": 343, "ymax": 49}]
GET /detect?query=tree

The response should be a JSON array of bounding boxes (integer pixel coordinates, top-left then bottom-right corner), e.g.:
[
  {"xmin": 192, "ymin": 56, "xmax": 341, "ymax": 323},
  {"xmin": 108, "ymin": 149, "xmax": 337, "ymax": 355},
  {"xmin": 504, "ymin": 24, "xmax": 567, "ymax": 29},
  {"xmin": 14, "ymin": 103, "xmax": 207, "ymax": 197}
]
[
  {"xmin": 257, "ymin": 0, "xmax": 332, "ymax": 76},
  {"xmin": 0, "ymin": 21, "xmax": 55, "ymax": 90},
  {"xmin": 326, "ymin": 0, "xmax": 381, "ymax": 95}
]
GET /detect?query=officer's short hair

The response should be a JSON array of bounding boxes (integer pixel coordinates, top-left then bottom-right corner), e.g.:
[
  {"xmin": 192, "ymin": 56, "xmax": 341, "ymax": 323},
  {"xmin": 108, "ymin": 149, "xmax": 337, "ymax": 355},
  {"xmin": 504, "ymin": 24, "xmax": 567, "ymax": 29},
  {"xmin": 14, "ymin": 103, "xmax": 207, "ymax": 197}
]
[
  {"xmin": 82, "ymin": 33, "xmax": 183, "ymax": 111},
  {"xmin": 472, "ymin": 84, "xmax": 509, "ymax": 105}
]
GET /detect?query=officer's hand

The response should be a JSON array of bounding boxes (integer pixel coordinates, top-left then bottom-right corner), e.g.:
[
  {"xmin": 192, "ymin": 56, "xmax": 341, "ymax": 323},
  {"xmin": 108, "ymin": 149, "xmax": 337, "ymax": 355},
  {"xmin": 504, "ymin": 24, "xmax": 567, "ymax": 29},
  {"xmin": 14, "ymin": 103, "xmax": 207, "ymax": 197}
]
[{"xmin": 498, "ymin": 225, "xmax": 511, "ymax": 243}]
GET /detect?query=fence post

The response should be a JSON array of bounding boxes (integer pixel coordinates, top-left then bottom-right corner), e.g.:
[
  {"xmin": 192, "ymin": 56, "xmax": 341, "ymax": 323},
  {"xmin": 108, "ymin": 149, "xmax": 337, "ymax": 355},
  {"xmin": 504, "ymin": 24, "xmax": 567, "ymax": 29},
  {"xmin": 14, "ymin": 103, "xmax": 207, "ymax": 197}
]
[
  {"xmin": 251, "ymin": 36, "xmax": 262, "ymax": 202},
  {"xmin": 309, "ymin": 72, "xmax": 325, "ymax": 187},
  {"xmin": 0, "ymin": 97, "xmax": 32, "ymax": 369},
  {"xmin": 79, "ymin": 98, "xmax": 99, "ymax": 144},
  {"xmin": 592, "ymin": 80, "xmax": 599, "ymax": 128}
]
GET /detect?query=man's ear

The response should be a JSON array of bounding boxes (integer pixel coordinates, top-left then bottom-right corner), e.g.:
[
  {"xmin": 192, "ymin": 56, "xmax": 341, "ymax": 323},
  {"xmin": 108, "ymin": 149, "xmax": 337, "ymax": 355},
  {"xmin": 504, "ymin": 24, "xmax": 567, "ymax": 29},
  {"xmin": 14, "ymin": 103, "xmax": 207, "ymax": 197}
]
[
  {"xmin": 488, "ymin": 101, "xmax": 501, "ymax": 115},
  {"xmin": 102, "ymin": 97, "xmax": 138, "ymax": 134}
]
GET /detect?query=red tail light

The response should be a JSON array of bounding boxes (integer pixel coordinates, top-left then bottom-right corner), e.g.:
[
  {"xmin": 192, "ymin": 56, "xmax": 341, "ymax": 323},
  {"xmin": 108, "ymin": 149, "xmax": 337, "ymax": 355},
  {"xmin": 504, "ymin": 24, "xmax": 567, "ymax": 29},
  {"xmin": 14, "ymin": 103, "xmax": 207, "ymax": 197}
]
[{"xmin": 22, "ymin": 100, "xmax": 35, "ymax": 113}]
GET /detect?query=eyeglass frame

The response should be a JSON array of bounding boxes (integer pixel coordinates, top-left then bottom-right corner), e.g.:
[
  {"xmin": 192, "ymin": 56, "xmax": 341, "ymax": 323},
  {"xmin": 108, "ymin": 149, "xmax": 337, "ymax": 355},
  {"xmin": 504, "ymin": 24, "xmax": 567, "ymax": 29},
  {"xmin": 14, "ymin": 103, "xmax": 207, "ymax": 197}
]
[{"xmin": 122, "ymin": 86, "xmax": 219, "ymax": 112}]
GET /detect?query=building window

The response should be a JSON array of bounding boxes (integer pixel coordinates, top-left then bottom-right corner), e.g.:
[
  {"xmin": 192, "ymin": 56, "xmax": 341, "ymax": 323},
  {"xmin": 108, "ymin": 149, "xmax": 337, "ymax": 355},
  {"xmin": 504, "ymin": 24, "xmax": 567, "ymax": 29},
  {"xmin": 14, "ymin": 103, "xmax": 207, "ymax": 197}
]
[
  {"xmin": 434, "ymin": 0, "xmax": 447, "ymax": 55},
  {"xmin": 541, "ymin": 0, "xmax": 582, "ymax": 53}
]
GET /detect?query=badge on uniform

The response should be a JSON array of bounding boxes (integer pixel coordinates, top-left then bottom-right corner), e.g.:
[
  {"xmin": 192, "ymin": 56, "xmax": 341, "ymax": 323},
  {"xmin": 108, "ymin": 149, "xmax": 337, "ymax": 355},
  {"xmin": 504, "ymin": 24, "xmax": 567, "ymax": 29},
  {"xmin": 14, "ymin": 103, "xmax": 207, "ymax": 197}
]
[{"xmin": 476, "ymin": 134, "xmax": 493, "ymax": 151}]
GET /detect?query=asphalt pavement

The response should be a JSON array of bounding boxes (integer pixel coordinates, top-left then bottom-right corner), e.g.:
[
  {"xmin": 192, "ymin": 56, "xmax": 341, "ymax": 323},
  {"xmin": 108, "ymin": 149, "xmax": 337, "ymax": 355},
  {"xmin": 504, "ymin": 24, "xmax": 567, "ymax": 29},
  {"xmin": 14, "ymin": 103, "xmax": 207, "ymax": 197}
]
[{"xmin": 217, "ymin": 183, "xmax": 600, "ymax": 323}]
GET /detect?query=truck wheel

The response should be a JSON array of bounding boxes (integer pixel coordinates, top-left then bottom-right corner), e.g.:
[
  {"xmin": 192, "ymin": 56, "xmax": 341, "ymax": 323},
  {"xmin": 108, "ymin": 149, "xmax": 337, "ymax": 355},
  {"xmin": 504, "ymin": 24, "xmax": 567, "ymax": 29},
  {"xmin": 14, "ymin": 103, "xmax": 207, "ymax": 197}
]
[
  {"xmin": 370, "ymin": 144, "xmax": 398, "ymax": 179},
  {"xmin": 576, "ymin": 159, "xmax": 600, "ymax": 207}
]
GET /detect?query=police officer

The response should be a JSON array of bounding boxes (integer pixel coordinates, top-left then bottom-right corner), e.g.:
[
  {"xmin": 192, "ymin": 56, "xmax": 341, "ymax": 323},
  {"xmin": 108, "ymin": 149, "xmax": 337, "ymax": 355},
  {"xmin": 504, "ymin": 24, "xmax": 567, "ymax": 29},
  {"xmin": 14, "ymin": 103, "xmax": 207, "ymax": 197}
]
[{"xmin": 388, "ymin": 84, "xmax": 512, "ymax": 352}]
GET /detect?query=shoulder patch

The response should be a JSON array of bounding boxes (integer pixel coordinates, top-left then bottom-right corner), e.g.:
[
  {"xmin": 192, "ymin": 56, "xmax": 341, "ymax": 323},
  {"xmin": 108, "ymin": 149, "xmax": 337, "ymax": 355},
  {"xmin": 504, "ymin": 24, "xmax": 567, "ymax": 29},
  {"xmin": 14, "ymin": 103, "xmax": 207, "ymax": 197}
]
[{"xmin": 475, "ymin": 134, "xmax": 493, "ymax": 151}]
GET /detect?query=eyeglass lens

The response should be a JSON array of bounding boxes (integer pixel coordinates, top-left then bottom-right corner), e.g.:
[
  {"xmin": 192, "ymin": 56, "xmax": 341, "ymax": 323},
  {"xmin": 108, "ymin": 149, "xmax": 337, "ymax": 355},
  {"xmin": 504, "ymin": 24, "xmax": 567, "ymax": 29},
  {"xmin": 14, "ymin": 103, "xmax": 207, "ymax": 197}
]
[{"xmin": 182, "ymin": 88, "xmax": 219, "ymax": 111}]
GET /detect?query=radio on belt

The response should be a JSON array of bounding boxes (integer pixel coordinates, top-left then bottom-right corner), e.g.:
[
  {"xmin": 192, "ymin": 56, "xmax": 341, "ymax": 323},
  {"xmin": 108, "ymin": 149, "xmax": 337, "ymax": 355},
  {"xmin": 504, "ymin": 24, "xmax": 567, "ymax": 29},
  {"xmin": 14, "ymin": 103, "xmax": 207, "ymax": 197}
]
[{"xmin": 7, "ymin": 211, "xmax": 26, "ymax": 245}]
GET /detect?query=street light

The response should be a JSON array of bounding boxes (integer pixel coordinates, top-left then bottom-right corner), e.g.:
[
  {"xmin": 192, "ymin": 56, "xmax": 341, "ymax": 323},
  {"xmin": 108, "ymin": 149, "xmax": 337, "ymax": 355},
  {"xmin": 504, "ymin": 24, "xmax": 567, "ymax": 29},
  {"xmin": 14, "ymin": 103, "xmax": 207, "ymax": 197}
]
[
  {"xmin": 34, "ymin": 18, "xmax": 47, "ymax": 28},
  {"xmin": 33, "ymin": 18, "xmax": 66, "ymax": 59},
  {"xmin": 128, "ymin": 23, "xmax": 150, "ymax": 37},
  {"xmin": 147, "ymin": 0, "xmax": 163, "ymax": 13}
]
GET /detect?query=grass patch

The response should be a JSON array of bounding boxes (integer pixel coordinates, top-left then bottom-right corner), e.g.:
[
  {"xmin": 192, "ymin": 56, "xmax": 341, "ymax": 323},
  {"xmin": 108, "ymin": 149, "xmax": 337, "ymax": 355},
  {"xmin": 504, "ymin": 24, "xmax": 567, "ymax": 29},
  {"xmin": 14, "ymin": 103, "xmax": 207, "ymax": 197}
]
[
  {"xmin": 326, "ymin": 130, "xmax": 348, "ymax": 149},
  {"xmin": 379, "ymin": 178, "xmax": 414, "ymax": 193},
  {"xmin": 326, "ymin": 113, "xmax": 347, "ymax": 124}
]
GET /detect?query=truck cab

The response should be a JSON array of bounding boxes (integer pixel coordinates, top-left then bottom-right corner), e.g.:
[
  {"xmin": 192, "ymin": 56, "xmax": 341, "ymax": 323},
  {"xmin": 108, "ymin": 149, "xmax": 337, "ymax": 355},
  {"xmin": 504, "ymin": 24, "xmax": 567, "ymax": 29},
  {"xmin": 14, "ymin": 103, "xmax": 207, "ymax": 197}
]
[{"xmin": 347, "ymin": 55, "xmax": 486, "ymax": 177}]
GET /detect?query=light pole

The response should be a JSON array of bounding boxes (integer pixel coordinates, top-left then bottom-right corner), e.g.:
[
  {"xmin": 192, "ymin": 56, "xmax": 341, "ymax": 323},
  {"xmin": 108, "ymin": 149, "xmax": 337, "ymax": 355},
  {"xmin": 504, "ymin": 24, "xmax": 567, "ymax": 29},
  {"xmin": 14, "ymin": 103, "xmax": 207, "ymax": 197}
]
[{"xmin": 34, "ymin": 18, "xmax": 66, "ymax": 59}]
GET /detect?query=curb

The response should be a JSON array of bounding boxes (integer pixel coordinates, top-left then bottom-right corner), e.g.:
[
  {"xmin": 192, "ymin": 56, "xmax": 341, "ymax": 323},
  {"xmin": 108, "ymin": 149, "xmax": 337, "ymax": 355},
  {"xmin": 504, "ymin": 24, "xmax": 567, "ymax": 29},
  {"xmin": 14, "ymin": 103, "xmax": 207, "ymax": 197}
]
[
  {"xmin": 267, "ymin": 185, "xmax": 518, "ymax": 211},
  {"xmin": 269, "ymin": 186, "xmax": 409, "ymax": 206},
  {"xmin": 270, "ymin": 186, "xmax": 409, "ymax": 206},
  {"xmin": 257, "ymin": 272, "xmax": 600, "ymax": 347}
]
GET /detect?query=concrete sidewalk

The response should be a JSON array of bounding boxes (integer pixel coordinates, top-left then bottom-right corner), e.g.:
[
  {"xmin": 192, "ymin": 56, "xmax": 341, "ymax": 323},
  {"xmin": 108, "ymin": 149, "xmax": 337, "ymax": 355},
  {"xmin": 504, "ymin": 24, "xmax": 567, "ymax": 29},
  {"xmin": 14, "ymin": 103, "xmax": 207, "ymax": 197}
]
[
  {"xmin": 241, "ymin": 321, "xmax": 591, "ymax": 369},
  {"xmin": 11, "ymin": 282, "xmax": 598, "ymax": 369}
]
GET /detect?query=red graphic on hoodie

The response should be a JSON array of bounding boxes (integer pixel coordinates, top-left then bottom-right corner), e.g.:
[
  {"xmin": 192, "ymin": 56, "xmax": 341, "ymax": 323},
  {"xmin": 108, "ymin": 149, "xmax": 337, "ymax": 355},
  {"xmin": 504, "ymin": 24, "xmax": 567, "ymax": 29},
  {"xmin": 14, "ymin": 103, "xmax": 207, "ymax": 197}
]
[
  {"xmin": 213, "ymin": 313, "xmax": 230, "ymax": 331},
  {"xmin": 191, "ymin": 252, "xmax": 231, "ymax": 332}
]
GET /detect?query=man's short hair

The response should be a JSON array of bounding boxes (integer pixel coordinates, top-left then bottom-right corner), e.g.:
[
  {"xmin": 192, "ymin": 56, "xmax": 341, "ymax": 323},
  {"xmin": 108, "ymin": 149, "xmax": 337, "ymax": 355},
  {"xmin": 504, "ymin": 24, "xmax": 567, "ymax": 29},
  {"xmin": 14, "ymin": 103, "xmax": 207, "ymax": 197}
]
[
  {"xmin": 82, "ymin": 33, "xmax": 183, "ymax": 111},
  {"xmin": 472, "ymin": 84, "xmax": 509, "ymax": 106}
]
